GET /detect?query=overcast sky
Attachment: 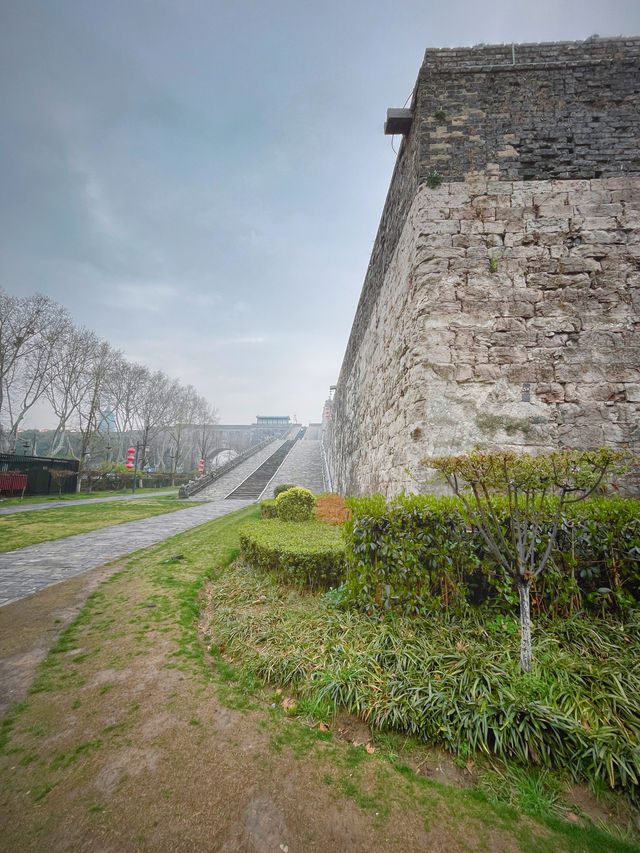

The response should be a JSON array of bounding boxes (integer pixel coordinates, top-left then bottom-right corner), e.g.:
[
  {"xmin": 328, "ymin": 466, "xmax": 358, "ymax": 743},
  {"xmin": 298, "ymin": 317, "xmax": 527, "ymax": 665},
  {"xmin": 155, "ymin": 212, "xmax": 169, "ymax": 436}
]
[{"xmin": 2, "ymin": 0, "xmax": 639, "ymax": 426}]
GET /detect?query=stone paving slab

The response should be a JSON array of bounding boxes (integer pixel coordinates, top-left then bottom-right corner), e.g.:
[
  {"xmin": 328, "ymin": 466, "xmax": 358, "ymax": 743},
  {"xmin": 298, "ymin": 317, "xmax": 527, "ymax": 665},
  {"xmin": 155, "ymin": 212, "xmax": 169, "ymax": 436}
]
[
  {"xmin": 0, "ymin": 499, "xmax": 252, "ymax": 608},
  {"xmin": 0, "ymin": 490, "xmax": 178, "ymax": 516}
]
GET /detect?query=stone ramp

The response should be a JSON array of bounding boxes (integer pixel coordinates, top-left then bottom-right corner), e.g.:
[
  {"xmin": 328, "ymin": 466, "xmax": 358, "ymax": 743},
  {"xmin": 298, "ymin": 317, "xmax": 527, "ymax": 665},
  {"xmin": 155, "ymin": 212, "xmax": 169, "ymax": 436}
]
[
  {"xmin": 225, "ymin": 436, "xmax": 300, "ymax": 500},
  {"xmin": 265, "ymin": 432, "xmax": 326, "ymax": 497}
]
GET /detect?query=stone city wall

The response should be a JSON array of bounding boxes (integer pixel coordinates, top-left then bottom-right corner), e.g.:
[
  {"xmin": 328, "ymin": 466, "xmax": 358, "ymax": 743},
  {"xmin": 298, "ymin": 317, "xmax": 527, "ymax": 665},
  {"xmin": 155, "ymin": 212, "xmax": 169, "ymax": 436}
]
[
  {"xmin": 416, "ymin": 38, "xmax": 640, "ymax": 184},
  {"xmin": 328, "ymin": 176, "xmax": 640, "ymax": 495},
  {"xmin": 327, "ymin": 38, "xmax": 640, "ymax": 497}
]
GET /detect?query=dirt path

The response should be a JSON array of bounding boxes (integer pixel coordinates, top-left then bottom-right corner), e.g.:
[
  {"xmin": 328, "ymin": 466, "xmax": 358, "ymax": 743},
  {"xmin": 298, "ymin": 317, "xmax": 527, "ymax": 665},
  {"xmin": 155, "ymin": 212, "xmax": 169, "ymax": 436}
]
[
  {"xmin": 0, "ymin": 514, "xmax": 628, "ymax": 853},
  {"xmin": 0, "ymin": 560, "xmax": 127, "ymax": 717}
]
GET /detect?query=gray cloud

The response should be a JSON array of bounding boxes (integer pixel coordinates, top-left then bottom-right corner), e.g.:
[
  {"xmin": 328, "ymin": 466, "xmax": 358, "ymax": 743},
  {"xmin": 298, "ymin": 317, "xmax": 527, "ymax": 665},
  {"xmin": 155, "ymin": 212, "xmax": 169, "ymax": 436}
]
[{"xmin": 2, "ymin": 0, "xmax": 639, "ymax": 424}]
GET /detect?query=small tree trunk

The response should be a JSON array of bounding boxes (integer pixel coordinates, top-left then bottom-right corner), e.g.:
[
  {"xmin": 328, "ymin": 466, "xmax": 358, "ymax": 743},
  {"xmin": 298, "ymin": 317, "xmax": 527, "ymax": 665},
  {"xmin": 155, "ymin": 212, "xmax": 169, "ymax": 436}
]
[{"xmin": 518, "ymin": 580, "xmax": 532, "ymax": 673}]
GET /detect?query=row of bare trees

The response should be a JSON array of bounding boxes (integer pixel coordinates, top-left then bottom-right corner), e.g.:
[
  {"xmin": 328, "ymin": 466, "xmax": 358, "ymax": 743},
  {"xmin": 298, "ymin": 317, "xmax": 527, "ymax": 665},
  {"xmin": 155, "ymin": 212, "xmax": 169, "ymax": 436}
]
[{"xmin": 0, "ymin": 288, "xmax": 219, "ymax": 485}]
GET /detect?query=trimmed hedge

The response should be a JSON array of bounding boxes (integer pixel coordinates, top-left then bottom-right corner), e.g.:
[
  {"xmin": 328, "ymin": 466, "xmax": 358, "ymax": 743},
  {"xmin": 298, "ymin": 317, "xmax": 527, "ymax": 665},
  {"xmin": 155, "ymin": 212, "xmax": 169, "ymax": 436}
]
[
  {"xmin": 239, "ymin": 519, "xmax": 345, "ymax": 589},
  {"xmin": 275, "ymin": 487, "xmax": 316, "ymax": 521},
  {"xmin": 345, "ymin": 493, "xmax": 640, "ymax": 618}
]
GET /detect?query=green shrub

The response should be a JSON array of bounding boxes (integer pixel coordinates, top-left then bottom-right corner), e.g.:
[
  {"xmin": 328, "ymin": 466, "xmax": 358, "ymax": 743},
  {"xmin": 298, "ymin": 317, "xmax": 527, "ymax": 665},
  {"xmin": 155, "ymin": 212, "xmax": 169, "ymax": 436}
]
[
  {"xmin": 344, "ymin": 493, "xmax": 640, "ymax": 618},
  {"xmin": 273, "ymin": 484, "xmax": 298, "ymax": 498},
  {"xmin": 239, "ymin": 519, "xmax": 345, "ymax": 589},
  {"xmin": 276, "ymin": 487, "xmax": 316, "ymax": 522},
  {"xmin": 260, "ymin": 499, "xmax": 277, "ymax": 518},
  {"xmin": 208, "ymin": 564, "xmax": 640, "ymax": 800}
]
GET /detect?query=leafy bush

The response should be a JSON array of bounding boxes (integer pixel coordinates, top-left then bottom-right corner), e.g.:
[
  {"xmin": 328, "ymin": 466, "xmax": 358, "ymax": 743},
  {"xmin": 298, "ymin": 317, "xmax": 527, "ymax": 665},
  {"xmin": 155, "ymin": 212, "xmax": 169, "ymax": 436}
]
[
  {"xmin": 344, "ymin": 493, "xmax": 640, "ymax": 619},
  {"xmin": 260, "ymin": 499, "xmax": 277, "ymax": 518},
  {"xmin": 345, "ymin": 494, "xmax": 475, "ymax": 616},
  {"xmin": 208, "ymin": 564, "xmax": 640, "ymax": 801},
  {"xmin": 273, "ymin": 484, "xmax": 298, "ymax": 498},
  {"xmin": 315, "ymin": 493, "xmax": 352, "ymax": 526},
  {"xmin": 239, "ymin": 519, "xmax": 345, "ymax": 589},
  {"xmin": 276, "ymin": 486, "xmax": 316, "ymax": 522}
]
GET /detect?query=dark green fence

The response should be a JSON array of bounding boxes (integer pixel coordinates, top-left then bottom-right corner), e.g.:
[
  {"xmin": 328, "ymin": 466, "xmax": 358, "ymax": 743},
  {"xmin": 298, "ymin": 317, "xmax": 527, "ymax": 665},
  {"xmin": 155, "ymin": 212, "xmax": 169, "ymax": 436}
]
[{"xmin": 0, "ymin": 454, "xmax": 79, "ymax": 496}]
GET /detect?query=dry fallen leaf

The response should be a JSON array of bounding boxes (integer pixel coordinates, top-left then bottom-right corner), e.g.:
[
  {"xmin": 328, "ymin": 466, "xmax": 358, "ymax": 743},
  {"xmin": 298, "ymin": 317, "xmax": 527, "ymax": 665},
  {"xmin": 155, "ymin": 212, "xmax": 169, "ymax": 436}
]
[
  {"xmin": 318, "ymin": 723, "xmax": 330, "ymax": 732},
  {"xmin": 275, "ymin": 688, "xmax": 282, "ymax": 695},
  {"xmin": 581, "ymin": 719, "xmax": 592, "ymax": 732},
  {"xmin": 281, "ymin": 697, "xmax": 296, "ymax": 712},
  {"xmin": 365, "ymin": 743, "xmax": 375, "ymax": 754},
  {"xmin": 456, "ymin": 641, "xmax": 466, "ymax": 652}
]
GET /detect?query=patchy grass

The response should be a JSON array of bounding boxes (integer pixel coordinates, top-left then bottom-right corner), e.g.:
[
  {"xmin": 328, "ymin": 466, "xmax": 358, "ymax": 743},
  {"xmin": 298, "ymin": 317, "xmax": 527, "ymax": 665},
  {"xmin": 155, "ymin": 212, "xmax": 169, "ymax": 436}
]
[
  {"xmin": 1, "ymin": 504, "xmax": 638, "ymax": 852},
  {"xmin": 204, "ymin": 558, "xmax": 640, "ymax": 849},
  {"xmin": 0, "ymin": 498, "xmax": 202, "ymax": 552}
]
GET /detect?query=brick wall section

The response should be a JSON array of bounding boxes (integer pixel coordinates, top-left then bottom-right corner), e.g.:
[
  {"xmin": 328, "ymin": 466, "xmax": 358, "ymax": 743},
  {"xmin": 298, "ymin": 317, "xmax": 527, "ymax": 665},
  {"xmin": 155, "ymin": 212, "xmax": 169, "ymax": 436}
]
[
  {"xmin": 327, "ymin": 176, "xmax": 640, "ymax": 496},
  {"xmin": 339, "ymin": 101, "xmax": 420, "ymax": 386},
  {"xmin": 417, "ymin": 38, "xmax": 640, "ymax": 184}
]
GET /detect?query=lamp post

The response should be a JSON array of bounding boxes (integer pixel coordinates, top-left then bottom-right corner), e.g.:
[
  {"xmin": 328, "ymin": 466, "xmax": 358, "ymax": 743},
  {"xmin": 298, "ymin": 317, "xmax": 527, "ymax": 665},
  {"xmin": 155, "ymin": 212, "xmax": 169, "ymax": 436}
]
[{"xmin": 168, "ymin": 448, "xmax": 177, "ymax": 487}]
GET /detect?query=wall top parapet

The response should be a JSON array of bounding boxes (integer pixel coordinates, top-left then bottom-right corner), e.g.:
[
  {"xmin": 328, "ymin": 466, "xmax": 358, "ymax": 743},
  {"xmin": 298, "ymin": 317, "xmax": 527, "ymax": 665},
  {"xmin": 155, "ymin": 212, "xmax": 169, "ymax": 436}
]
[{"xmin": 421, "ymin": 37, "xmax": 640, "ymax": 72}]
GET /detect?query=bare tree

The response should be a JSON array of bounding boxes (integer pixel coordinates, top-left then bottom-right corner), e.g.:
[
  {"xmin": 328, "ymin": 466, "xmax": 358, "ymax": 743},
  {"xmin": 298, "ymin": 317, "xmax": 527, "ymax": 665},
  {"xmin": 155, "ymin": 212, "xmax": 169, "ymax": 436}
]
[
  {"xmin": 0, "ymin": 289, "xmax": 70, "ymax": 451},
  {"xmin": 194, "ymin": 395, "xmax": 219, "ymax": 472},
  {"xmin": 48, "ymin": 468, "xmax": 78, "ymax": 497},
  {"xmin": 105, "ymin": 357, "xmax": 148, "ymax": 462},
  {"xmin": 47, "ymin": 325, "xmax": 96, "ymax": 457},
  {"xmin": 72, "ymin": 336, "xmax": 119, "ymax": 490},
  {"xmin": 133, "ymin": 370, "xmax": 175, "ymax": 473},
  {"xmin": 165, "ymin": 384, "xmax": 199, "ymax": 484}
]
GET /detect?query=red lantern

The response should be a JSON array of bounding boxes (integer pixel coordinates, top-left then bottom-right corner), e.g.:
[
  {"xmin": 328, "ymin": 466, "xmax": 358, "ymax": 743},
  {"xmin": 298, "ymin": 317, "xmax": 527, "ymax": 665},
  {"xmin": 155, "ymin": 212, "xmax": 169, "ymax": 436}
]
[
  {"xmin": 198, "ymin": 458, "xmax": 204, "ymax": 473},
  {"xmin": 126, "ymin": 446, "xmax": 135, "ymax": 470}
]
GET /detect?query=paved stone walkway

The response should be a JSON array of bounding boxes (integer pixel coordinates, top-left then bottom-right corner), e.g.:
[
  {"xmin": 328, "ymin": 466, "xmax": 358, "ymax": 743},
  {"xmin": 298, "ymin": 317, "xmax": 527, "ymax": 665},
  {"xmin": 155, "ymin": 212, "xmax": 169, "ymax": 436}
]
[
  {"xmin": 0, "ymin": 490, "xmax": 178, "ymax": 516},
  {"xmin": 0, "ymin": 499, "xmax": 251, "ymax": 608},
  {"xmin": 263, "ymin": 433, "xmax": 326, "ymax": 497}
]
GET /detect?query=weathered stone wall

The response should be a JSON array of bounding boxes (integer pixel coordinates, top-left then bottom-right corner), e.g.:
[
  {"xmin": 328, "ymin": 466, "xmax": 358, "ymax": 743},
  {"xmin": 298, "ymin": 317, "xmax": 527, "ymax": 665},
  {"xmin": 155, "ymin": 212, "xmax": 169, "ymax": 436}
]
[
  {"xmin": 327, "ymin": 38, "xmax": 640, "ymax": 497},
  {"xmin": 327, "ymin": 176, "xmax": 640, "ymax": 495}
]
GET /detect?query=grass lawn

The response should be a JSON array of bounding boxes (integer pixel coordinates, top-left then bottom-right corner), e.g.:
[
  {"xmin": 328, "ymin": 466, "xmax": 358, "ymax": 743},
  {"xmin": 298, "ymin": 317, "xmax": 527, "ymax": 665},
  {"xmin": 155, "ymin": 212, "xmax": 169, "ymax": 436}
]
[
  {"xmin": 0, "ymin": 497, "xmax": 201, "ymax": 552},
  {"xmin": 0, "ymin": 504, "xmax": 637, "ymax": 852},
  {"xmin": 0, "ymin": 487, "xmax": 178, "ymax": 507}
]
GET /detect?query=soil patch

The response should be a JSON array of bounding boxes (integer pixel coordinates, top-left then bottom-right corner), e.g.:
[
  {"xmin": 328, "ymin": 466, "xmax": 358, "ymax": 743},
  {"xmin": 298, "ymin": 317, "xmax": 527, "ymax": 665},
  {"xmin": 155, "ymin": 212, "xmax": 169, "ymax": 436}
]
[{"xmin": 0, "ymin": 560, "xmax": 126, "ymax": 716}]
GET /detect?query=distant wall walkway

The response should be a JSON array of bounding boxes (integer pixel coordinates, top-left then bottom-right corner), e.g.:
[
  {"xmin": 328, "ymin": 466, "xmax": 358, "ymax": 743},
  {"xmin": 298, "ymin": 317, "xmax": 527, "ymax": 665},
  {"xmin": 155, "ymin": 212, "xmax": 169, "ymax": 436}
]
[{"xmin": 194, "ymin": 439, "xmax": 289, "ymax": 501}]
